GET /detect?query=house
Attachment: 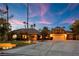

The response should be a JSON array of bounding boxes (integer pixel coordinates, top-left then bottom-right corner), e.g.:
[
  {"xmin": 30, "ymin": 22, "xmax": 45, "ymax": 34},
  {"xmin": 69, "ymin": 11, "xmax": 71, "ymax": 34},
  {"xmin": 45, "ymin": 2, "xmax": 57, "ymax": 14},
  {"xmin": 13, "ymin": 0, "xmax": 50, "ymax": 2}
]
[
  {"xmin": 66, "ymin": 31, "xmax": 73, "ymax": 40},
  {"xmin": 8, "ymin": 27, "xmax": 74, "ymax": 41},
  {"xmin": 8, "ymin": 28, "xmax": 40, "ymax": 41},
  {"xmin": 50, "ymin": 27, "xmax": 67, "ymax": 41},
  {"xmin": 50, "ymin": 27, "xmax": 73, "ymax": 41}
]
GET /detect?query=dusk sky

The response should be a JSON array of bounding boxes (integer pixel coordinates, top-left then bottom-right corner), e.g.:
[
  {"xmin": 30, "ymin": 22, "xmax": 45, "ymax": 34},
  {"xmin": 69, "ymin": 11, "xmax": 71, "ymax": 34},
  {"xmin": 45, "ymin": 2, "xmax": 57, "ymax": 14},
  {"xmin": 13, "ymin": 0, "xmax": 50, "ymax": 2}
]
[{"xmin": 0, "ymin": 3, "xmax": 79, "ymax": 31}]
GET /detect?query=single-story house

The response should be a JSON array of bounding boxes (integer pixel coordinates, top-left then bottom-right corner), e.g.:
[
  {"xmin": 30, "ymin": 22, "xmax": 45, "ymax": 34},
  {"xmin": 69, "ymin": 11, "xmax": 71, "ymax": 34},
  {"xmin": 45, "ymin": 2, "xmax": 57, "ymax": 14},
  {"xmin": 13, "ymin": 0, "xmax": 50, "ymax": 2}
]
[{"xmin": 8, "ymin": 28, "xmax": 40, "ymax": 41}]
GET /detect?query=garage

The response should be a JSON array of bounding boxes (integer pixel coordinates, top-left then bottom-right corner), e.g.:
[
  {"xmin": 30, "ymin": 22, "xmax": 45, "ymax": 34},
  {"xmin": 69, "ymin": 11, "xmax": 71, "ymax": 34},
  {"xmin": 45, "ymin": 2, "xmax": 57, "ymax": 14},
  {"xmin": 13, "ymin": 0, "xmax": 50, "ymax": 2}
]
[
  {"xmin": 50, "ymin": 27, "xmax": 67, "ymax": 41},
  {"xmin": 51, "ymin": 34, "xmax": 67, "ymax": 41},
  {"xmin": 50, "ymin": 34, "xmax": 67, "ymax": 41}
]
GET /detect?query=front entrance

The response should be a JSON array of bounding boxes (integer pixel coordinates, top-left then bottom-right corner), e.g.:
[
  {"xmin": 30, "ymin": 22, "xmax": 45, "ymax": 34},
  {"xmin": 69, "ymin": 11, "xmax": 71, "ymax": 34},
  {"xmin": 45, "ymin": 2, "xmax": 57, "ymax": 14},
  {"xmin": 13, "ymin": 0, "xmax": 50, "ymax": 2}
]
[{"xmin": 50, "ymin": 34, "xmax": 67, "ymax": 41}]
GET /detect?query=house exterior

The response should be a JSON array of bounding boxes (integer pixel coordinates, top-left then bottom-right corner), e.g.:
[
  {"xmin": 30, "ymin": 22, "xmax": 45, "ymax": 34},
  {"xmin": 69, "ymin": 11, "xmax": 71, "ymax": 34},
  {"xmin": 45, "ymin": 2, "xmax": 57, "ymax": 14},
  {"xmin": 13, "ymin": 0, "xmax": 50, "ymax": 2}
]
[
  {"xmin": 8, "ymin": 28, "xmax": 40, "ymax": 41},
  {"xmin": 66, "ymin": 31, "xmax": 73, "ymax": 40},
  {"xmin": 50, "ymin": 27, "xmax": 73, "ymax": 41},
  {"xmin": 8, "ymin": 27, "xmax": 75, "ymax": 41}
]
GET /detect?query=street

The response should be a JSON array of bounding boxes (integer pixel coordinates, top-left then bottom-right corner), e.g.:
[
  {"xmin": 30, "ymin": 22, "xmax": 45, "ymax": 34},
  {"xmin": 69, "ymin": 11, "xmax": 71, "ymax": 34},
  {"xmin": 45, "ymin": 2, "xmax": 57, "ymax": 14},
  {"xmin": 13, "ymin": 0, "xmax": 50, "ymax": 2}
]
[{"xmin": 0, "ymin": 40, "xmax": 79, "ymax": 56}]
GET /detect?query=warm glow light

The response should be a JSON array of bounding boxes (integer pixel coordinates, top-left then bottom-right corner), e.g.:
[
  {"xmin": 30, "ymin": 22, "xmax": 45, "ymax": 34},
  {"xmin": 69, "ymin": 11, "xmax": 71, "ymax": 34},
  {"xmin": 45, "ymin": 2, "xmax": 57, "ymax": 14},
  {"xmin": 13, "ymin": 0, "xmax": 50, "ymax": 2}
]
[
  {"xmin": 64, "ymin": 34, "xmax": 67, "ymax": 38},
  {"xmin": 12, "ymin": 34, "xmax": 17, "ymax": 39},
  {"xmin": 40, "ymin": 35, "xmax": 42, "ymax": 39},
  {"xmin": 33, "ymin": 35, "xmax": 37, "ymax": 41},
  {"xmin": 50, "ymin": 34, "xmax": 53, "ymax": 37},
  {"xmin": 22, "ymin": 35, "xmax": 27, "ymax": 39},
  {"xmin": 51, "ymin": 34, "xmax": 67, "ymax": 41},
  {"xmin": 46, "ymin": 36, "xmax": 48, "ymax": 38}
]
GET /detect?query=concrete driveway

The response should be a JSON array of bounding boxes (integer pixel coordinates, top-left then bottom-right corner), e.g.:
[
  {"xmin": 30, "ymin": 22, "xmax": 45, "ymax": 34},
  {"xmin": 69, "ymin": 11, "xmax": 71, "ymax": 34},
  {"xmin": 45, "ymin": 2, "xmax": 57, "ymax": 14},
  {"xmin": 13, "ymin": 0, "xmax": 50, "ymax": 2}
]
[{"xmin": 0, "ymin": 40, "xmax": 79, "ymax": 56}]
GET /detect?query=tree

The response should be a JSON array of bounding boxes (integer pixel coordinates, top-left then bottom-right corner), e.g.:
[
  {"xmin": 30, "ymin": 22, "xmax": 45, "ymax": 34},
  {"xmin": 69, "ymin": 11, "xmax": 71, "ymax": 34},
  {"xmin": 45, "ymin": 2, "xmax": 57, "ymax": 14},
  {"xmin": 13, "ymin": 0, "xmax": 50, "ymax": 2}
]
[
  {"xmin": 0, "ymin": 18, "xmax": 11, "ymax": 41},
  {"xmin": 40, "ymin": 26, "xmax": 50, "ymax": 40},
  {"xmin": 30, "ymin": 24, "xmax": 33, "ymax": 28},
  {"xmin": 30, "ymin": 24, "xmax": 36, "ymax": 29},
  {"xmin": 70, "ymin": 20, "xmax": 79, "ymax": 40},
  {"xmin": 33, "ymin": 24, "xmax": 36, "ymax": 28},
  {"xmin": 70, "ymin": 20, "xmax": 79, "ymax": 35}
]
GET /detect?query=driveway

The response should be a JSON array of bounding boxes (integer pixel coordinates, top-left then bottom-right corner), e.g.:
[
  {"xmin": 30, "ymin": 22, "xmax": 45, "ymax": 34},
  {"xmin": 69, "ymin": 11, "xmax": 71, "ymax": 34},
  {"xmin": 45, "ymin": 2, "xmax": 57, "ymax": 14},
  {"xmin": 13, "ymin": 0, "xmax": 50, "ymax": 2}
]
[{"xmin": 0, "ymin": 40, "xmax": 79, "ymax": 56}]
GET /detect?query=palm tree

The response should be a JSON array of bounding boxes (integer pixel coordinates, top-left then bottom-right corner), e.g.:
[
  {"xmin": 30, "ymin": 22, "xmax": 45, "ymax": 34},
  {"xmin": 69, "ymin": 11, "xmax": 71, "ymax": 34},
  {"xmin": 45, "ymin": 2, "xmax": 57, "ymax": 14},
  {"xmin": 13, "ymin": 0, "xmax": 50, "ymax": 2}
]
[
  {"xmin": 33, "ymin": 24, "xmax": 36, "ymax": 28},
  {"xmin": 30, "ymin": 24, "xmax": 33, "ymax": 28},
  {"xmin": 30, "ymin": 24, "xmax": 36, "ymax": 29}
]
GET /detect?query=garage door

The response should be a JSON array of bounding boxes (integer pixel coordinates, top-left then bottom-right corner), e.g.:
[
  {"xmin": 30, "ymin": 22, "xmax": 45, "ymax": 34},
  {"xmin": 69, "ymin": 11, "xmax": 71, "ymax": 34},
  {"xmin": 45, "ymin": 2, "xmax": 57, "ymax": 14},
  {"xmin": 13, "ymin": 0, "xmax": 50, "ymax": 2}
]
[{"xmin": 52, "ymin": 34, "xmax": 67, "ymax": 41}]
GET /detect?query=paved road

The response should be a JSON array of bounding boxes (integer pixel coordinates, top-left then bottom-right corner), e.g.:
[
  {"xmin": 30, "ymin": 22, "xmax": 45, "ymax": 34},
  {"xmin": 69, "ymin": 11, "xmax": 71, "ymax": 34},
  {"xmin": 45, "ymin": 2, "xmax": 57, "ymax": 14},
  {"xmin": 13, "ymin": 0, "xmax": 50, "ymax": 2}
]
[{"xmin": 1, "ymin": 40, "xmax": 79, "ymax": 56}]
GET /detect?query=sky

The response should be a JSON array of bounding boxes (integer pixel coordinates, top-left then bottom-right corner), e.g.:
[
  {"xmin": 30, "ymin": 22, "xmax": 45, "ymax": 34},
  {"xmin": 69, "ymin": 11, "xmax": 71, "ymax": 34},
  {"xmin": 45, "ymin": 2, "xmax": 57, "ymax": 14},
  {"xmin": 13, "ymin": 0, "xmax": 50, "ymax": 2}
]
[{"xmin": 0, "ymin": 3, "xmax": 79, "ymax": 31}]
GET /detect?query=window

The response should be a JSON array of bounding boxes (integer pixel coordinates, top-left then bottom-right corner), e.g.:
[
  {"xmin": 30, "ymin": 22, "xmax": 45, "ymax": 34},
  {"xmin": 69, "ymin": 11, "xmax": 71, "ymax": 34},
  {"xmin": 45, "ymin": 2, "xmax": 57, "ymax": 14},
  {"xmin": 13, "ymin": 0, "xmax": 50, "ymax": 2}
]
[
  {"xmin": 12, "ymin": 34, "xmax": 17, "ymax": 39},
  {"xmin": 22, "ymin": 35, "xmax": 27, "ymax": 39},
  {"xmin": 50, "ymin": 34, "xmax": 53, "ymax": 37}
]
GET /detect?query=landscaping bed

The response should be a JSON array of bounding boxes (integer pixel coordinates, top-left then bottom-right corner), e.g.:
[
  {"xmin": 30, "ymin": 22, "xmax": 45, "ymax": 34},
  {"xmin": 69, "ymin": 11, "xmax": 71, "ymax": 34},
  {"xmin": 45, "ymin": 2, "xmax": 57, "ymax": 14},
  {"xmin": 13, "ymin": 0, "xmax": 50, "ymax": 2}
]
[{"xmin": 0, "ymin": 40, "xmax": 32, "ymax": 50}]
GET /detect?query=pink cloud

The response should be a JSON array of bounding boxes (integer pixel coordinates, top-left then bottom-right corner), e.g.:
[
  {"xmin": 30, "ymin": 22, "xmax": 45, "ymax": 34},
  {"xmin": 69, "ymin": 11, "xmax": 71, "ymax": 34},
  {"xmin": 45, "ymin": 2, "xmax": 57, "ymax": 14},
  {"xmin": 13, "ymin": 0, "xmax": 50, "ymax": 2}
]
[
  {"xmin": 39, "ymin": 18, "xmax": 51, "ymax": 24},
  {"xmin": 24, "ymin": 4, "xmax": 50, "ymax": 18},
  {"xmin": 9, "ymin": 19, "xmax": 24, "ymax": 25},
  {"xmin": 9, "ymin": 19, "xmax": 33, "ymax": 25},
  {"xmin": 40, "ymin": 4, "xmax": 49, "ymax": 16},
  {"xmin": 24, "ymin": 4, "xmax": 38, "ymax": 18},
  {"xmin": 29, "ymin": 13, "xmax": 37, "ymax": 18},
  {"xmin": 39, "ymin": 4, "xmax": 51, "ymax": 25},
  {"xmin": 61, "ymin": 18, "xmax": 75, "ymax": 24}
]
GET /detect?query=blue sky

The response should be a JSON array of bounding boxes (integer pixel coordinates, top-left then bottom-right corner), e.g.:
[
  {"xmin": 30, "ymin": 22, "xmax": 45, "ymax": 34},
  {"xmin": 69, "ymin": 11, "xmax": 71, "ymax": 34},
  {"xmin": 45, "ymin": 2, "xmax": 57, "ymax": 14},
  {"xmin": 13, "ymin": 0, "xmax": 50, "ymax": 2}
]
[{"xmin": 0, "ymin": 3, "xmax": 79, "ymax": 31}]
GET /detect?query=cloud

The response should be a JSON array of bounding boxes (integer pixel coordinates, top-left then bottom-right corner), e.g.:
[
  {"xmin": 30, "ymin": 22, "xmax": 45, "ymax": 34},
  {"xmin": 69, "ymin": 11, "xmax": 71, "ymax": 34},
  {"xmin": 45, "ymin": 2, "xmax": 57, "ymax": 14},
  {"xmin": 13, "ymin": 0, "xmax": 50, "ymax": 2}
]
[
  {"xmin": 9, "ymin": 19, "xmax": 24, "ymax": 25},
  {"xmin": 0, "ymin": 4, "xmax": 7, "ymax": 14},
  {"xmin": 24, "ymin": 4, "xmax": 39, "ymax": 18},
  {"xmin": 9, "ymin": 19, "xmax": 33, "ymax": 25},
  {"xmin": 28, "ymin": 4, "xmax": 37, "ymax": 18},
  {"xmin": 39, "ymin": 18, "xmax": 51, "ymax": 24},
  {"xmin": 57, "ymin": 4, "xmax": 71, "ymax": 15},
  {"xmin": 29, "ymin": 13, "xmax": 37, "ymax": 18},
  {"xmin": 61, "ymin": 18, "xmax": 75, "ymax": 24},
  {"xmin": 38, "ymin": 4, "xmax": 51, "ymax": 25},
  {"xmin": 40, "ymin": 4, "xmax": 49, "ymax": 16},
  {"xmin": 56, "ymin": 4, "xmax": 78, "ymax": 15},
  {"xmin": 24, "ymin": 3, "xmax": 50, "ymax": 19}
]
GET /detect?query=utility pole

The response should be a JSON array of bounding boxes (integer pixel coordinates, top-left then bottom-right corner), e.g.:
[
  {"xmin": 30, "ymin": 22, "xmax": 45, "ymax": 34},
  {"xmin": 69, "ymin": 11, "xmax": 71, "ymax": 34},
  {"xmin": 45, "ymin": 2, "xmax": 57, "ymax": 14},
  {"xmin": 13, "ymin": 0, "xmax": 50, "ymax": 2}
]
[
  {"xmin": 6, "ymin": 4, "xmax": 9, "ymax": 24},
  {"xmin": 5, "ymin": 4, "xmax": 9, "ymax": 41},
  {"xmin": 26, "ymin": 3, "xmax": 29, "ymax": 41},
  {"xmin": 27, "ymin": 3, "xmax": 29, "ymax": 29}
]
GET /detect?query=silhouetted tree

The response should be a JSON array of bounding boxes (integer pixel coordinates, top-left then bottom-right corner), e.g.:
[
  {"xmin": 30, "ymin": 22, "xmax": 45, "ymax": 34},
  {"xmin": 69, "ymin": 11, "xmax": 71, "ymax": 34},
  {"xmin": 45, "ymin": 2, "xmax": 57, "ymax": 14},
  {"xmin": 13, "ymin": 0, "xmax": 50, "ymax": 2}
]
[
  {"xmin": 40, "ymin": 26, "xmax": 50, "ymax": 40},
  {"xmin": 33, "ymin": 24, "xmax": 36, "ymax": 28},
  {"xmin": 0, "ymin": 18, "xmax": 11, "ymax": 41},
  {"xmin": 70, "ymin": 20, "xmax": 79, "ymax": 40},
  {"xmin": 30, "ymin": 24, "xmax": 36, "ymax": 29},
  {"xmin": 70, "ymin": 20, "xmax": 79, "ymax": 35}
]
